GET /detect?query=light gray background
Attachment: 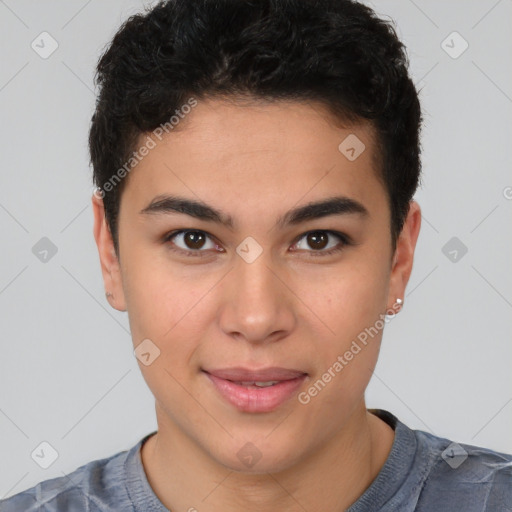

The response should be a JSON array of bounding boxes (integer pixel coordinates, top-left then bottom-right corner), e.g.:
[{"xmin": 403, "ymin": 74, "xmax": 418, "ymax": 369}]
[{"xmin": 1, "ymin": 0, "xmax": 511, "ymax": 499}]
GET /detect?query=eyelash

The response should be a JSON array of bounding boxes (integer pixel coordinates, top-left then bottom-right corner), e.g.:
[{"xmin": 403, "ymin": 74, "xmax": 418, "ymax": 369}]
[{"xmin": 162, "ymin": 229, "xmax": 352, "ymax": 258}]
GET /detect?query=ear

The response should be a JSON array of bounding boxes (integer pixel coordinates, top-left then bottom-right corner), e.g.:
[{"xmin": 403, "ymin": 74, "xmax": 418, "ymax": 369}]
[
  {"xmin": 91, "ymin": 193, "xmax": 127, "ymax": 312},
  {"xmin": 386, "ymin": 200, "xmax": 422, "ymax": 311}
]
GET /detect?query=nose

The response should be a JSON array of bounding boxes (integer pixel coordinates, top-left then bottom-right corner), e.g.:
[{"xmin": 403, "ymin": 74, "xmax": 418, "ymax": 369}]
[{"xmin": 217, "ymin": 250, "xmax": 296, "ymax": 345}]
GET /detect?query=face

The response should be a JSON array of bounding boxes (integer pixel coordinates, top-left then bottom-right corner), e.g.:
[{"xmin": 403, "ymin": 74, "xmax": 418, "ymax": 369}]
[{"xmin": 93, "ymin": 98, "xmax": 420, "ymax": 473}]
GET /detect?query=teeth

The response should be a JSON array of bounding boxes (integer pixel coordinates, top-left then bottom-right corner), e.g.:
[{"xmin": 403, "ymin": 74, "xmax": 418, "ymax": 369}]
[
  {"xmin": 238, "ymin": 381, "xmax": 280, "ymax": 387},
  {"xmin": 255, "ymin": 381, "xmax": 280, "ymax": 387}
]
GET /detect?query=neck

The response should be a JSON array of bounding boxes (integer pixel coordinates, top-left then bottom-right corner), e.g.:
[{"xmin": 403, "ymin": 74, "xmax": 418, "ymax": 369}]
[{"xmin": 141, "ymin": 402, "xmax": 394, "ymax": 512}]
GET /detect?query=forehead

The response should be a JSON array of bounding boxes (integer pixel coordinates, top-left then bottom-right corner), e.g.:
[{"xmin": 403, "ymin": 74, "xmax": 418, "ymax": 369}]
[
  {"xmin": 120, "ymin": 98, "xmax": 387, "ymax": 222},
  {"xmin": 162, "ymin": 97, "xmax": 376, "ymax": 160}
]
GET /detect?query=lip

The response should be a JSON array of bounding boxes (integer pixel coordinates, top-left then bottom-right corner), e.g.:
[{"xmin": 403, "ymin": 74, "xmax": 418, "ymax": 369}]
[{"xmin": 203, "ymin": 367, "xmax": 308, "ymax": 413}]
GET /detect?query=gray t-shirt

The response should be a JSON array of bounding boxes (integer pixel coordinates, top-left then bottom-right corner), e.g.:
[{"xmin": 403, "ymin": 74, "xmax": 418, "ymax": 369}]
[{"xmin": 1, "ymin": 409, "xmax": 511, "ymax": 511}]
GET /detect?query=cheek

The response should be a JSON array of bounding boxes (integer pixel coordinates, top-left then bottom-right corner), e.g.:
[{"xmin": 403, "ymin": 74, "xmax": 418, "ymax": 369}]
[
  {"xmin": 296, "ymin": 259, "xmax": 389, "ymax": 396},
  {"xmin": 302, "ymin": 261, "xmax": 389, "ymax": 339},
  {"xmin": 121, "ymin": 244, "xmax": 208, "ymax": 339},
  {"xmin": 121, "ymin": 256, "xmax": 223, "ymax": 394}
]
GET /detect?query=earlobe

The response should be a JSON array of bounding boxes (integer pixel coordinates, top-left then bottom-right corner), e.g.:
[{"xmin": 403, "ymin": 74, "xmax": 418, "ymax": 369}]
[{"xmin": 91, "ymin": 194, "xmax": 127, "ymax": 312}]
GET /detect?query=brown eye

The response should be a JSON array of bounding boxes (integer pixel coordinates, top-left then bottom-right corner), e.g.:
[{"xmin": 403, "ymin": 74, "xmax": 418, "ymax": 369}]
[
  {"xmin": 183, "ymin": 231, "xmax": 207, "ymax": 250},
  {"xmin": 165, "ymin": 230, "xmax": 219, "ymax": 256},
  {"xmin": 306, "ymin": 231, "xmax": 329, "ymax": 250},
  {"xmin": 291, "ymin": 230, "xmax": 350, "ymax": 257}
]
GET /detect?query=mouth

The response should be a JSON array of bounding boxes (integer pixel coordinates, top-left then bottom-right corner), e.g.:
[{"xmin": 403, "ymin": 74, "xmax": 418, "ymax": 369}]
[{"xmin": 202, "ymin": 367, "xmax": 308, "ymax": 413}]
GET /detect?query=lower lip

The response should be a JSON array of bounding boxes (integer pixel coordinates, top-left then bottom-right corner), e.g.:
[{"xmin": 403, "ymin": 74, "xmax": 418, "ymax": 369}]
[{"xmin": 204, "ymin": 372, "xmax": 307, "ymax": 413}]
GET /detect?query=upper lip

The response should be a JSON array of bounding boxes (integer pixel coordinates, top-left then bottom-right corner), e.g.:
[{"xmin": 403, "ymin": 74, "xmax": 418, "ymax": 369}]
[{"xmin": 203, "ymin": 367, "xmax": 307, "ymax": 381}]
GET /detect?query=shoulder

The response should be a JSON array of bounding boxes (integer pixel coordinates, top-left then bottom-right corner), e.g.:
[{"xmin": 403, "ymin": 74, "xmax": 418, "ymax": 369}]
[
  {"xmin": 0, "ymin": 446, "xmax": 134, "ymax": 512},
  {"xmin": 413, "ymin": 428, "xmax": 512, "ymax": 511}
]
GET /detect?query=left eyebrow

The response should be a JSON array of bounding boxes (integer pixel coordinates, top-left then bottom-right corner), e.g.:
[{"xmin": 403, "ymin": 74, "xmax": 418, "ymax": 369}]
[
  {"xmin": 277, "ymin": 196, "xmax": 369, "ymax": 228},
  {"xmin": 139, "ymin": 194, "xmax": 369, "ymax": 229}
]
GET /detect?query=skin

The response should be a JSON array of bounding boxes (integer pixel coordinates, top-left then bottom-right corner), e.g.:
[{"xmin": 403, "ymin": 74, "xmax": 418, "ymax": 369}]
[{"xmin": 92, "ymin": 97, "xmax": 421, "ymax": 512}]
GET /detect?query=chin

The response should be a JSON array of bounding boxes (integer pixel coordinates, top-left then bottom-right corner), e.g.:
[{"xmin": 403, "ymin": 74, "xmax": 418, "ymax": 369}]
[{"xmin": 209, "ymin": 436, "xmax": 306, "ymax": 475}]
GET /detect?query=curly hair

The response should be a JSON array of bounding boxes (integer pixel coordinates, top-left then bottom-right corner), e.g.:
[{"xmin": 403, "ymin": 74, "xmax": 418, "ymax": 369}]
[{"xmin": 89, "ymin": 0, "xmax": 422, "ymax": 256}]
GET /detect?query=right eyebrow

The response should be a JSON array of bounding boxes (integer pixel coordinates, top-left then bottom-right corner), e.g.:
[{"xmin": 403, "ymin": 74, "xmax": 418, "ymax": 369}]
[{"xmin": 139, "ymin": 195, "xmax": 235, "ymax": 228}]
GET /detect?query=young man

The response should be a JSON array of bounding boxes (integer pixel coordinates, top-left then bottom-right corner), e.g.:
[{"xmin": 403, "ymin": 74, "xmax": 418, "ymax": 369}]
[{"xmin": 2, "ymin": 0, "xmax": 511, "ymax": 510}]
